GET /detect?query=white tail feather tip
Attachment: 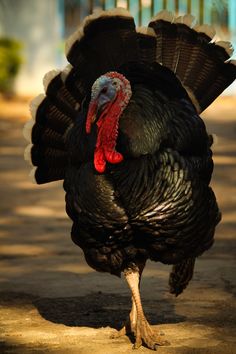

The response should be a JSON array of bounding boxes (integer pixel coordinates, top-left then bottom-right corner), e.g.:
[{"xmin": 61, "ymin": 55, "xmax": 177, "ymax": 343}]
[
  {"xmin": 216, "ymin": 41, "xmax": 234, "ymax": 56},
  {"xmin": 29, "ymin": 167, "xmax": 37, "ymax": 184},
  {"xmin": 151, "ymin": 10, "xmax": 174, "ymax": 23},
  {"xmin": 23, "ymin": 119, "xmax": 34, "ymax": 142},
  {"xmin": 212, "ymin": 133, "xmax": 218, "ymax": 146},
  {"xmin": 175, "ymin": 14, "xmax": 196, "ymax": 27},
  {"xmin": 43, "ymin": 69, "xmax": 61, "ymax": 92},
  {"xmin": 24, "ymin": 144, "xmax": 33, "ymax": 164},
  {"xmin": 194, "ymin": 24, "xmax": 216, "ymax": 39},
  {"xmin": 65, "ymin": 8, "xmax": 132, "ymax": 56},
  {"xmin": 65, "ymin": 27, "xmax": 84, "ymax": 56},
  {"xmin": 61, "ymin": 64, "xmax": 73, "ymax": 82},
  {"xmin": 29, "ymin": 94, "xmax": 45, "ymax": 120},
  {"xmin": 136, "ymin": 26, "xmax": 156, "ymax": 37}
]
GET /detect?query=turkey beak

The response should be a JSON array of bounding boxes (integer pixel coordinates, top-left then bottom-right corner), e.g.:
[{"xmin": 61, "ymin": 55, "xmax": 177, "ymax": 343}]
[{"xmin": 86, "ymin": 100, "xmax": 98, "ymax": 134}]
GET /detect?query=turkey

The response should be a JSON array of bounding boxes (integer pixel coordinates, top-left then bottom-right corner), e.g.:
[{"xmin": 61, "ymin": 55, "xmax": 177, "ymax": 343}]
[{"xmin": 23, "ymin": 8, "xmax": 236, "ymax": 350}]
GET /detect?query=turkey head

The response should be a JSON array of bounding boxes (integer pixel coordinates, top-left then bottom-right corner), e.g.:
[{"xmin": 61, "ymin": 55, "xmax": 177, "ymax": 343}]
[{"xmin": 86, "ymin": 72, "xmax": 132, "ymax": 173}]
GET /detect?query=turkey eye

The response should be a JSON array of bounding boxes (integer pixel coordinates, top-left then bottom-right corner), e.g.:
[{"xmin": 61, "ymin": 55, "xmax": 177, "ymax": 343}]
[{"xmin": 101, "ymin": 87, "xmax": 108, "ymax": 94}]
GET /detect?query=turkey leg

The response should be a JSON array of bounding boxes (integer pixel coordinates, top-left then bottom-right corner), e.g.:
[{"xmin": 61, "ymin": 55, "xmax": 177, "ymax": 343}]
[
  {"xmin": 111, "ymin": 261, "xmax": 145, "ymax": 338},
  {"xmin": 124, "ymin": 266, "xmax": 169, "ymax": 350}
]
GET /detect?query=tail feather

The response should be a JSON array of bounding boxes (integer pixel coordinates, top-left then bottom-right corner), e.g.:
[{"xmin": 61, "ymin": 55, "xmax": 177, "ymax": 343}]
[
  {"xmin": 44, "ymin": 71, "xmax": 78, "ymax": 117},
  {"xmin": 149, "ymin": 13, "xmax": 196, "ymax": 72},
  {"xmin": 35, "ymin": 98, "xmax": 72, "ymax": 134},
  {"xmin": 23, "ymin": 71, "xmax": 77, "ymax": 184},
  {"xmin": 64, "ymin": 66, "xmax": 91, "ymax": 103},
  {"xmin": 34, "ymin": 166, "xmax": 66, "ymax": 185},
  {"xmin": 169, "ymin": 257, "xmax": 196, "ymax": 296},
  {"xmin": 31, "ymin": 146, "xmax": 68, "ymax": 167},
  {"xmin": 136, "ymin": 27, "xmax": 156, "ymax": 63},
  {"xmin": 149, "ymin": 19, "xmax": 179, "ymax": 70},
  {"xmin": 31, "ymin": 126, "xmax": 65, "ymax": 150},
  {"xmin": 182, "ymin": 41, "xmax": 230, "ymax": 108},
  {"xmin": 66, "ymin": 8, "xmax": 138, "ymax": 89},
  {"xmin": 200, "ymin": 59, "xmax": 236, "ymax": 110}
]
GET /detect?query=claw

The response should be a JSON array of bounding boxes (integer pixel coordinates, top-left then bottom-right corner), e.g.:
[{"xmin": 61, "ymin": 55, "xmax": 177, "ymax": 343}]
[
  {"xmin": 133, "ymin": 338, "xmax": 142, "ymax": 349},
  {"xmin": 110, "ymin": 324, "xmax": 129, "ymax": 339}
]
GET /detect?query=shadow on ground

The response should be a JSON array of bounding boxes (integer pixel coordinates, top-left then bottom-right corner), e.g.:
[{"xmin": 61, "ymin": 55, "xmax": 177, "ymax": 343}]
[
  {"xmin": 34, "ymin": 293, "xmax": 185, "ymax": 328},
  {"xmin": 0, "ymin": 288, "xmax": 185, "ymax": 329}
]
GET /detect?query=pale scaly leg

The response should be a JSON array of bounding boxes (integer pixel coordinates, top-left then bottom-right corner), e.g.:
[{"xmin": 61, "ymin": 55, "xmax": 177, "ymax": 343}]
[
  {"xmin": 124, "ymin": 267, "xmax": 169, "ymax": 350},
  {"xmin": 111, "ymin": 261, "xmax": 145, "ymax": 338}
]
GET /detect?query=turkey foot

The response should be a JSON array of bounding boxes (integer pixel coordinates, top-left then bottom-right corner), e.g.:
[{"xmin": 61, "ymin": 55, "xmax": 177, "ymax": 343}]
[
  {"xmin": 111, "ymin": 296, "xmax": 137, "ymax": 338},
  {"xmin": 112, "ymin": 298, "xmax": 165, "ymax": 340},
  {"xmin": 133, "ymin": 316, "xmax": 169, "ymax": 350},
  {"xmin": 124, "ymin": 266, "xmax": 170, "ymax": 350}
]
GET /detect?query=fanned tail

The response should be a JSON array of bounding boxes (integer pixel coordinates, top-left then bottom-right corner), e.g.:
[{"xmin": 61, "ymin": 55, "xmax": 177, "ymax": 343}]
[{"xmin": 24, "ymin": 8, "xmax": 236, "ymax": 184}]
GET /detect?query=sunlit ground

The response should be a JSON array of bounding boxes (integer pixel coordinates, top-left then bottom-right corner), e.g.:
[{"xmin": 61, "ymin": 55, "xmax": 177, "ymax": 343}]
[{"xmin": 0, "ymin": 95, "xmax": 235, "ymax": 353}]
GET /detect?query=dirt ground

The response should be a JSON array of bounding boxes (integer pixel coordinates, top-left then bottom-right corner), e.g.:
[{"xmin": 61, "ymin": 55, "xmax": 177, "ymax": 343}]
[{"xmin": 0, "ymin": 95, "xmax": 235, "ymax": 354}]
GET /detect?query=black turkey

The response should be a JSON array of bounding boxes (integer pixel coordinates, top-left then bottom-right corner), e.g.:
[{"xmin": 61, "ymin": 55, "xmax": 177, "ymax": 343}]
[{"xmin": 23, "ymin": 8, "xmax": 236, "ymax": 350}]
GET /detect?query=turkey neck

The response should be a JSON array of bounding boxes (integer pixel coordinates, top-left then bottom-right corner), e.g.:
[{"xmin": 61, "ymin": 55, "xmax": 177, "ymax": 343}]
[{"xmin": 94, "ymin": 88, "xmax": 131, "ymax": 173}]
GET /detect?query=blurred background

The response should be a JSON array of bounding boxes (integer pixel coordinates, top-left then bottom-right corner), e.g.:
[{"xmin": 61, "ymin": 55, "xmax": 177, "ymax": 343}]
[{"xmin": 0, "ymin": 0, "xmax": 236, "ymax": 96}]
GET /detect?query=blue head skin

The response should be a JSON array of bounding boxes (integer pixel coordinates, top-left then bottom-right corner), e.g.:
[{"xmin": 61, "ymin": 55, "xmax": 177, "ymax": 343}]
[
  {"xmin": 86, "ymin": 72, "xmax": 132, "ymax": 135},
  {"xmin": 91, "ymin": 75, "xmax": 119, "ymax": 112}
]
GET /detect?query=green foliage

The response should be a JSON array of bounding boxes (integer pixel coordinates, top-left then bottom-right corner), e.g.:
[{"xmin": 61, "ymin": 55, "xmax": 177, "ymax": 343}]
[{"xmin": 0, "ymin": 38, "xmax": 23, "ymax": 94}]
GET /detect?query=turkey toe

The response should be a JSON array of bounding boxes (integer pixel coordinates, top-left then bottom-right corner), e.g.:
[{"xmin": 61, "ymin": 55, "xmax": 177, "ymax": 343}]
[{"xmin": 134, "ymin": 318, "xmax": 170, "ymax": 350}]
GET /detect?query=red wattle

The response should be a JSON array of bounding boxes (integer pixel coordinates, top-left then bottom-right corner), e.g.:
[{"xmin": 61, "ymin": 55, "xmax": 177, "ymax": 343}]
[
  {"xmin": 94, "ymin": 148, "xmax": 106, "ymax": 173},
  {"xmin": 104, "ymin": 150, "xmax": 123, "ymax": 164},
  {"xmin": 93, "ymin": 98, "xmax": 125, "ymax": 173},
  {"xmin": 86, "ymin": 101, "xmax": 97, "ymax": 134},
  {"xmin": 86, "ymin": 75, "xmax": 132, "ymax": 173}
]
